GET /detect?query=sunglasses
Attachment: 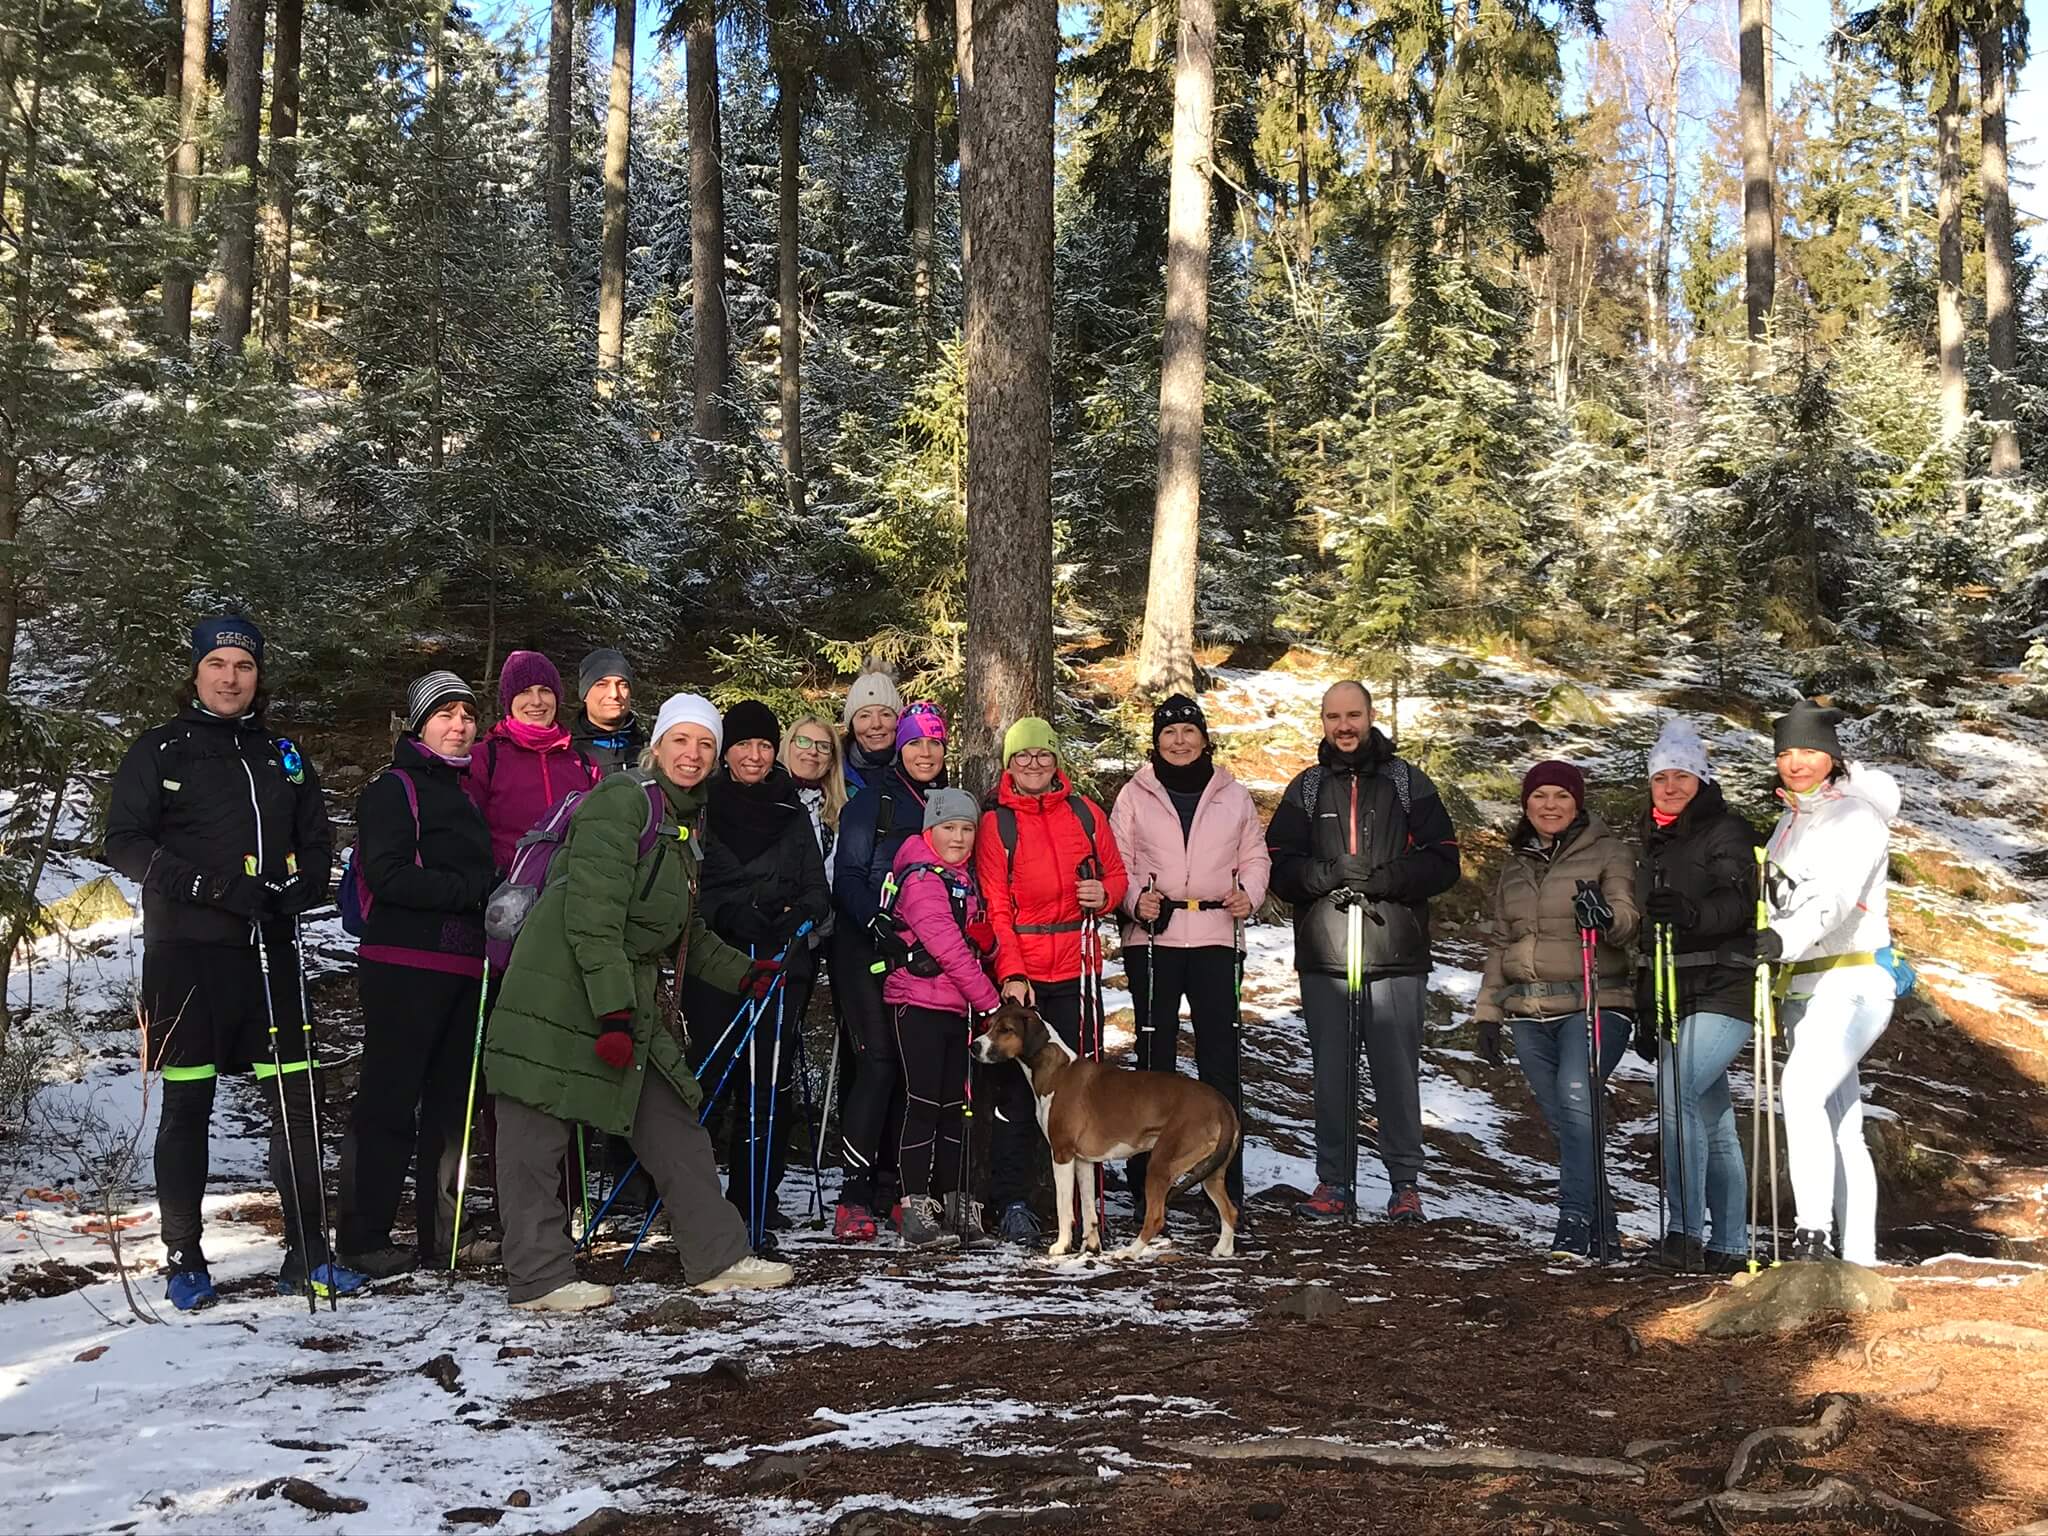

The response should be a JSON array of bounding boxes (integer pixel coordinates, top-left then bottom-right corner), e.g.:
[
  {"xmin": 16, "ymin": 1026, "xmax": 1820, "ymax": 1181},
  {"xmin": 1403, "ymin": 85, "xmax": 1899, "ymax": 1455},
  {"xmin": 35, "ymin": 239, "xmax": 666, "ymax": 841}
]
[{"xmin": 789, "ymin": 733, "xmax": 834, "ymax": 755}]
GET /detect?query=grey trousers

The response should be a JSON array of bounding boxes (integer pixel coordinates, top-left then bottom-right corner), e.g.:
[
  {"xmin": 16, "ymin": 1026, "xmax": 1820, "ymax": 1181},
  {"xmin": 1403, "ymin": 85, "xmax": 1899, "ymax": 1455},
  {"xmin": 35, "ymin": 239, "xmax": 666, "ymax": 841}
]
[
  {"xmin": 496, "ymin": 1070, "xmax": 752, "ymax": 1304},
  {"xmin": 1301, "ymin": 971, "xmax": 1427, "ymax": 1190}
]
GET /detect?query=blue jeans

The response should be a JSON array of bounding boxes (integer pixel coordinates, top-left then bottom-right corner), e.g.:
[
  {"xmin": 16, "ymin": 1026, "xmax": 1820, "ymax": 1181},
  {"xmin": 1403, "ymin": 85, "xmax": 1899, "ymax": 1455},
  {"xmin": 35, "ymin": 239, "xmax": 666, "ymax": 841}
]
[
  {"xmin": 1657, "ymin": 1010, "xmax": 1750, "ymax": 1254},
  {"xmin": 1511, "ymin": 1010, "xmax": 1628, "ymax": 1234}
]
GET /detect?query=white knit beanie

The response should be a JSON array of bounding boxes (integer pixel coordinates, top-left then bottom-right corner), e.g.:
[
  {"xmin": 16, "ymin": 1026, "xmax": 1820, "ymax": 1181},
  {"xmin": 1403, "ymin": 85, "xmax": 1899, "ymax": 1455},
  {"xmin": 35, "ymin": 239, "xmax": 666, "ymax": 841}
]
[
  {"xmin": 651, "ymin": 692, "xmax": 724, "ymax": 755},
  {"xmin": 1648, "ymin": 717, "xmax": 1715, "ymax": 782},
  {"xmin": 842, "ymin": 671, "xmax": 904, "ymax": 725}
]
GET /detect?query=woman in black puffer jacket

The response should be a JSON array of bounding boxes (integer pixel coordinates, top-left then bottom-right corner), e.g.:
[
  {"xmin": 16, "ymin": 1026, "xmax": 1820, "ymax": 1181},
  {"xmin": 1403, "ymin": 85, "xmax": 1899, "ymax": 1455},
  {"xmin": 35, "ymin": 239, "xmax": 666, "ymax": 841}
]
[
  {"xmin": 685, "ymin": 700, "xmax": 832, "ymax": 1238},
  {"xmin": 338, "ymin": 671, "xmax": 497, "ymax": 1277},
  {"xmin": 1635, "ymin": 718, "xmax": 1761, "ymax": 1274}
]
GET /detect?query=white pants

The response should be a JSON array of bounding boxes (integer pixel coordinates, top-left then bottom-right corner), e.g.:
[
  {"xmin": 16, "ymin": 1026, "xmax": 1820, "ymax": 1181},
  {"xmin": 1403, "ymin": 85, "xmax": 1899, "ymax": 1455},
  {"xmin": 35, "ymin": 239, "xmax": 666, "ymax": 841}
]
[{"xmin": 1778, "ymin": 968, "xmax": 1892, "ymax": 1265}]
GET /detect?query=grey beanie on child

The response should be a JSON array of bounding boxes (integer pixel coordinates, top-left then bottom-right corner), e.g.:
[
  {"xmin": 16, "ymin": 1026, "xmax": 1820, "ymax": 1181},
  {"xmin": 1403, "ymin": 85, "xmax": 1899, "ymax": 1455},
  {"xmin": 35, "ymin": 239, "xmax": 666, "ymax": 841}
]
[{"xmin": 923, "ymin": 788, "xmax": 981, "ymax": 831}]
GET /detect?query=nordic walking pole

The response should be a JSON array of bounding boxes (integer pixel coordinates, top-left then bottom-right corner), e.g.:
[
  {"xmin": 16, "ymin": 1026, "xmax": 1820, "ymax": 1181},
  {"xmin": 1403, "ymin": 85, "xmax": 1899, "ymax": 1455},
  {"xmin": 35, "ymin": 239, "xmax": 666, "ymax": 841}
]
[
  {"xmin": 1078, "ymin": 857, "xmax": 1107, "ymax": 1237},
  {"xmin": 757, "ymin": 977, "xmax": 788, "ymax": 1246},
  {"xmin": 291, "ymin": 915, "xmax": 340, "ymax": 1311},
  {"xmin": 451, "ymin": 959, "xmax": 491, "ymax": 1271},
  {"xmin": 791, "ymin": 998, "xmax": 825, "ymax": 1223},
  {"xmin": 574, "ymin": 1129, "xmax": 591, "ymax": 1243},
  {"xmin": 1135, "ymin": 876, "xmax": 1156, "ymax": 1070},
  {"xmin": 1576, "ymin": 911, "xmax": 1607, "ymax": 1265},
  {"xmin": 1753, "ymin": 846, "xmax": 1780, "ymax": 1267},
  {"xmin": 579, "ymin": 1154, "xmax": 639, "ymax": 1251},
  {"xmin": 252, "ymin": 918, "xmax": 318, "ymax": 1314},
  {"xmin": 1345, "ymin": 892, "xmax": 1363, "ymax": 1225},
  {"xmin": 1657, "ymin": 915, "xmax": 1690, "ymax": 1272}
]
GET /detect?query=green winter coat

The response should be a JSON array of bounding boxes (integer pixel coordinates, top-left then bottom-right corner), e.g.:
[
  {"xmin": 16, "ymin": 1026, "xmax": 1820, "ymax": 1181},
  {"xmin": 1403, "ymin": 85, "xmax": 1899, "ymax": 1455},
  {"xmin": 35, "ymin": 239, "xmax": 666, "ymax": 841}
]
[{"xmin": 484, "ymin": 769, "xmax": 753, "ymax": 1135}]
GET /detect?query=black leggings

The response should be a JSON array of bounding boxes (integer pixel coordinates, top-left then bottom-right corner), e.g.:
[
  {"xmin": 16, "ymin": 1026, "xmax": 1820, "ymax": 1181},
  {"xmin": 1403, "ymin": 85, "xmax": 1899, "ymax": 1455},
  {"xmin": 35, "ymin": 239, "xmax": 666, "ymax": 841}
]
[
  {"xmin": 1129, "ymin": 943, "xmax": 1245, "ymax": 1204},
  {"xmin": 892, "ymin": 1005, "xmax": 973, "ymax": 1200},
  {"xmin": 834, "ymin": 925, "xmax": 905, "ymax": 1210}
]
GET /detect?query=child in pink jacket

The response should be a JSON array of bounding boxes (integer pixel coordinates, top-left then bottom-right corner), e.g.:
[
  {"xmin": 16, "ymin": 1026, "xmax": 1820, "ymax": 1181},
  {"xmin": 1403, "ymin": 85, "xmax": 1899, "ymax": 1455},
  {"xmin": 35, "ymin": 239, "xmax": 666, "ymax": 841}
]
[
  {"xmin": 881, "ymin": 788, "xmax": 1002, "ymax": 1251},
  {"xmin": 1110, "ymin": 694, "xmax": 1271, "ymax": 1208}
]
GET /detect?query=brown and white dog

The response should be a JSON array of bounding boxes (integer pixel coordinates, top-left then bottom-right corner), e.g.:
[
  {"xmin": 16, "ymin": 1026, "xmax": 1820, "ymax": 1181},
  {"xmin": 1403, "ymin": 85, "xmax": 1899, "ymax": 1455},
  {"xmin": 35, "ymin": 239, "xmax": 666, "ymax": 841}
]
[{"xmin": 972, "ymin": 1002, "xmax": 1240, "ymax": 1259}]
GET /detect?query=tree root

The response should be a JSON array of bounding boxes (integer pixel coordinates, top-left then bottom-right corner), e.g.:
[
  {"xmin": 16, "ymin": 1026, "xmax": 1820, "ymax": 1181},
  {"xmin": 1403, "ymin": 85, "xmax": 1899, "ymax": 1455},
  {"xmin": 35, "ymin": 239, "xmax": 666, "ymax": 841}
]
[
  {"xmin": 1160, "ymin": 1436, "xmax": 1645, "ymax": 1483},
  {"xmin": 254, "ymin": 1477, "xmax": 368, "ymax": 1515},
  {"xmin": 1864, "ymin": 1320, "xmax": 2048, "ymax": 1369},
  {"xmin": 1675, "ymin": 1476, "xmax": 1955, "ymax": 1534},
  {"xmin": 1724, "ymin": 1392, "xmax": 1858, "ymax": 1490}
]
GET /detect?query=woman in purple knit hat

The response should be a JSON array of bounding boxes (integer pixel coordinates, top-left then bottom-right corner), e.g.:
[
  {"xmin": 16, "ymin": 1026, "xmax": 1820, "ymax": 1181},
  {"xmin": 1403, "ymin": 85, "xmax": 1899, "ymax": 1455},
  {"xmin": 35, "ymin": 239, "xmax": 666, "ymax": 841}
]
[{"xmin": 464, "ymin": 651, "xmax": 601, "ymax": 876}]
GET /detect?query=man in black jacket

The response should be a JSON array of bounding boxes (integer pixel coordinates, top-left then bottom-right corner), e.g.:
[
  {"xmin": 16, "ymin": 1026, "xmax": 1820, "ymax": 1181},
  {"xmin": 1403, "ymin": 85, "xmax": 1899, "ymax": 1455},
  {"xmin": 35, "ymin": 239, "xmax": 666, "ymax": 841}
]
[
  {"xmin": 105, "ymin": 617, "xmax": 360, "ymax": 1309},
  {"xmin": 570, "ymin": 647, "xmax": 647, "ymax": 776},
  {"xmin": 1266, "ymin": 682, "xmax": 1461, "ymax": 1223}
]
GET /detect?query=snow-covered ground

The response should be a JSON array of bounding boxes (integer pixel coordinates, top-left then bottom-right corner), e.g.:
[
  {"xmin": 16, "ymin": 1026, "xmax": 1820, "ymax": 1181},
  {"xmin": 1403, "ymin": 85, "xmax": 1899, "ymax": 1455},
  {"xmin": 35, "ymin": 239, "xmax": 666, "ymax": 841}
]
[{"xmin": 5, "ymin": 641, "xmax": 2046, "ymax": 1533}]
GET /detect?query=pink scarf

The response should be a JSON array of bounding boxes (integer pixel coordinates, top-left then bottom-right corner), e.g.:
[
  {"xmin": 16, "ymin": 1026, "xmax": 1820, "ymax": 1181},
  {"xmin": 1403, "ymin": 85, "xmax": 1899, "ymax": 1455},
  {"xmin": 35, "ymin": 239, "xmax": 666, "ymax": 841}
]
[{"xmin": 499, "ymin": 717, "xmax": 570, "ymax": 753}]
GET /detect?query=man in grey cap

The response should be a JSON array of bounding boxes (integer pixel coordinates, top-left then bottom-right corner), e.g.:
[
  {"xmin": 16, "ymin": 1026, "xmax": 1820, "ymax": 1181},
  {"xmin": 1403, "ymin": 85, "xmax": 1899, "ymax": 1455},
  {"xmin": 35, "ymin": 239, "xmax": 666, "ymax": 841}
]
[{"xmin": 571, "ymin": 647, "xmax": 646, "ymax": 776}]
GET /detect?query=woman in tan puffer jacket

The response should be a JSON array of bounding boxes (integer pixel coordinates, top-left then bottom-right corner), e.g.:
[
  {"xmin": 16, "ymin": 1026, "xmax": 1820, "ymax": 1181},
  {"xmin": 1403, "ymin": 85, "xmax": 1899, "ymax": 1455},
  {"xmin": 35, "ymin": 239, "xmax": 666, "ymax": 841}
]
[{"xmin": 1476, "ymin": 760, "xmax": 1639, "ymax": 1260}]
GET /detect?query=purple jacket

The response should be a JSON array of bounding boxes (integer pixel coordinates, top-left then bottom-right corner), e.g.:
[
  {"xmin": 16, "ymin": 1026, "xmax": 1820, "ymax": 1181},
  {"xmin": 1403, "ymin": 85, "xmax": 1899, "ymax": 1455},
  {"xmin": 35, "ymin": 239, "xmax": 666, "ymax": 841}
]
[
  {"xmin": 881, "ymin": 832, "xmax": 1002, "ymax": 1016},
  {"xmin": 463, "ymin": 720, "xmax": 601, "ymax": 874}
]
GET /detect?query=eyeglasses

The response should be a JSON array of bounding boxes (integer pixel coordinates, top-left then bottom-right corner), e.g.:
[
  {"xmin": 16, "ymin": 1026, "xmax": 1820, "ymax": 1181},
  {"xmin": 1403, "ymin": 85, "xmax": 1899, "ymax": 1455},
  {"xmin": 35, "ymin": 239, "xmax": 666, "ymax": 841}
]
[
  {"xmin": 1011, "ymin": 750, "xmax": 1057, "ymax": 767},
  {"xmin": 789, "ymin": 734, "xmax": 833, "ymax": 755}
]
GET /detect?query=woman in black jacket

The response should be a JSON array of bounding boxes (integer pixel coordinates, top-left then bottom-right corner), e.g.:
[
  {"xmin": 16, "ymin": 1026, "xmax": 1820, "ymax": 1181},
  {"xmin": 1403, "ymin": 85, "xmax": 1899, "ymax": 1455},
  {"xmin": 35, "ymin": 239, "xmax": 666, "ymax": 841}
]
[
  {"xmin": 686, "ymin": 700, "xmax": 832, "ymax": 1238},
  {"xmin": 1635, "ymin": 718, "xmax": 1760, "ymax": 1273},
  {"xmin": 336, "ymin": 671, "xmax": 498, "ymax": 1277}
]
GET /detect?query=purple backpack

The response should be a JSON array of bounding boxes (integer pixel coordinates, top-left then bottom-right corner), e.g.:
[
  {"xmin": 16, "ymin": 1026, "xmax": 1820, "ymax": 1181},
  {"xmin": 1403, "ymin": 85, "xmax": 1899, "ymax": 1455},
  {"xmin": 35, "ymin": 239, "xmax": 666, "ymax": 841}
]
[
  {"xmin": 339, "ymin": 770, "xmax": 419, "ymax": 939},
  {"xmin": 483, "ymin": 776, "xmax": 668, "ymax": 972}
]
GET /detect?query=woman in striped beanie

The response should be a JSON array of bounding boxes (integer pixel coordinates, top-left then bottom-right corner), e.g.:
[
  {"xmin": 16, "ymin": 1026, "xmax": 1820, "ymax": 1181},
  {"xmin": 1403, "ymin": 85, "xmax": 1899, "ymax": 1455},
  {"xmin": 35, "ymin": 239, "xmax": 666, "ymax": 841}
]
[{"xmin": 335, "ymin": 670, "xmax": 499, "ymax": 1278}]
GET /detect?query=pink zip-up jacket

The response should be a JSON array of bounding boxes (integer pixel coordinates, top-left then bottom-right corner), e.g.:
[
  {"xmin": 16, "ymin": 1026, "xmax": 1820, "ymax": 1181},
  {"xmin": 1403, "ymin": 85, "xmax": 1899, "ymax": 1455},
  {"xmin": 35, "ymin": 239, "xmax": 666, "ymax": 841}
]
[
  {"xmin": 1111, "ymin": 761, "xmax": 1271, "ymax": 951},
  {"xmin": 881, "ymin": 831, "xmax": 1003, "ymax": 1016}
]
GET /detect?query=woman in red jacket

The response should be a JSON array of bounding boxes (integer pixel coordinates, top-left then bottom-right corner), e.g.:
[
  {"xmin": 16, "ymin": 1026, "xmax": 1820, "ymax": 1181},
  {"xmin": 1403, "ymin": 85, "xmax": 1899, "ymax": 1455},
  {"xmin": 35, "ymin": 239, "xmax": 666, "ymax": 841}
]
[{"xmin": 976, "ymin": 717, "xmax": 1127, "ymax": 1244}]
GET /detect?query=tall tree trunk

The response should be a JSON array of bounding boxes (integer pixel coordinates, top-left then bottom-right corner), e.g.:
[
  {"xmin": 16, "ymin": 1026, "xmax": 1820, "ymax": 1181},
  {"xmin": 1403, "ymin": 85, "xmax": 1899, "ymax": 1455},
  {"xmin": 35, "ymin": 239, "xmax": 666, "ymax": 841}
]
[
  {"xmin": 162, "ymin": 0, "xmax": 209, "ymax": 347},
  {"xmin": 1292, "ymin": 19, "xmax": 1311, "ymax": 268},
  {"xmin": 954, "ymin": 0, "xmax": 1056, "ymax": 793},
  {"xmin": 261, "ymin": 0, "xmax": 302, "ymax": 361},
  {"xmin": 0, "ymin": 10, "xmax": 40, "ymax": 697},
  {"xmin": 1737, "ymin": 0, "xmax": 1773, "ymax": 361},
  {"xmin": 773, "ymin": 1, "xmax": 805, "ymax": 513},
  {"xmin": 1134, "ymin": 0, "xmax": 1215, "ymax": 702},
  {"xmin": 908, "ymin": 0, "xmax": 939, "ymax": 359},
  {"xmin": 1979, "ymin": 23, "xmax": 2018, "ymax": 476},
  {"xmin": 1934, "ymin": 53, "xmax": 1966, "ymax": 451},
  {"xmin": 595, "ymin": 0, "xmax": 634, "ymax": 393},
  {"xmin": 428, "ymin": 0, "xmax": 448, "ymax": 468},
  {"xmin": 214, "ymin": 0, "xmax": 268, "ymax": 353},
  {"xmin": 547, "ymin": 0, "xmax": 573, "ymax": 294},
  {"xmin": 687, "ymin": 7, "xmax": 728, "ymax": 445}
]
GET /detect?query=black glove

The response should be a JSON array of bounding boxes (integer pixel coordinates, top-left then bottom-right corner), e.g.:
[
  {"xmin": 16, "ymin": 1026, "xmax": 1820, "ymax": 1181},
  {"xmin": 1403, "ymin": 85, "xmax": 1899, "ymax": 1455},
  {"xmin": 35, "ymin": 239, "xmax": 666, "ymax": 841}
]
[
  {"xmin": 1476, "ymin": 1019, "xmax": 1504, "ymax": 1067},
  {"xmin": 263, "ymin": 871, "xmax": 322, "ymax": 917},
  {"xmin": 461, "ymin": 866, "xmax": 495, "ymax": 910},
  {"xmin": 1631, "ymin": 1011, "xmax": 1660, "ymax": 1063},
  {"xmin": 1572, "ymin": 880, "xmax": 1615, "ymax": 935},
  {"xmin": 730, "ymin": 904, "xmax": 780, "ymax": 946},
  {"xmin": 186, "ymin": 869, "xmax": 265, "ymax": 919},
  {"xmin": 1337, "ymin": 854, "xmax": 1377, "ymax": 890},
  {"xmin": 1751, "ymin": 927, "xmax": 1785, "ymax": 963},
  {"xmin": 1643, "ymin": 886, "xmax": 1698, "ymax": 929}
]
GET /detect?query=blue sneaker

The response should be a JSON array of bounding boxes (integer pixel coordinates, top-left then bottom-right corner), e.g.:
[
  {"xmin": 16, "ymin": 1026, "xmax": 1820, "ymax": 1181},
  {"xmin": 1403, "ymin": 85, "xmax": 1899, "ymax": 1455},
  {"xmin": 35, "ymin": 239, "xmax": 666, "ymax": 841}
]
[
  {"xmin": 997, "ymin": 1201, "xmax": 1042, "ymax": 1246},
  {"xmin": 165, "ymin": 1267, "xmax": 218, "ymax": 1312},
  {"xmin": 278, "ymin": 1260, "xmax": 369, "ymax": 1299}
]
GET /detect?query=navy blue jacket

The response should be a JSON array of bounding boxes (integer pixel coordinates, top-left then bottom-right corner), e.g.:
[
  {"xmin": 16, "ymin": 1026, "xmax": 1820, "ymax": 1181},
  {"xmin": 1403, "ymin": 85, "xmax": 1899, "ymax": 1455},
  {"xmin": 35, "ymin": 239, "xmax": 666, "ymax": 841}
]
[{"xmin": 831, "ymin": 767, "xmax": 945, "ymax": 931}]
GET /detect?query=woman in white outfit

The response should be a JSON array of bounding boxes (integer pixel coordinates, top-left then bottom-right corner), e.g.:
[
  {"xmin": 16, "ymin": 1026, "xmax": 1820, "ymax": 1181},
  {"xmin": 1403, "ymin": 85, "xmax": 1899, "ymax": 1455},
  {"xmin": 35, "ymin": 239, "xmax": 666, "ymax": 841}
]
[{"xmin": 1753, "ymin": 701, "xmax": 1901, "ymax": 1266}]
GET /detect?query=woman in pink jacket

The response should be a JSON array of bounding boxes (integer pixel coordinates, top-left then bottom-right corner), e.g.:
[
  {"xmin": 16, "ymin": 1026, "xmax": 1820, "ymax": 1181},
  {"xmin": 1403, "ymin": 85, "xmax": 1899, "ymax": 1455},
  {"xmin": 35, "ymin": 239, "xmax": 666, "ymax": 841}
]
[
  {"xmin": 464, "ymin": 651, "xmax": 601, "ymax": 875},
  {"xmin": 881, "ymin": 788, "xmax": 1002, "ymax": 1252},
  {"xmin": 1111, "ymin": 694, "xmax": 1271, "ymax": 1208}
]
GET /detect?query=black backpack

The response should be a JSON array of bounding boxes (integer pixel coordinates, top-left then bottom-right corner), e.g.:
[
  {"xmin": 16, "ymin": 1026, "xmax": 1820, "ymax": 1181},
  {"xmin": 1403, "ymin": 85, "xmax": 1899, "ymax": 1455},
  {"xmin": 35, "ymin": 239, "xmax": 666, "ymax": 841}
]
[
  {"xmin": 867, "ymin": 860, "xmax": 972, "ymax": 978},
  {"xmin": 986, "ymin": 794, "xmax": 1101, "ymax": 883}
]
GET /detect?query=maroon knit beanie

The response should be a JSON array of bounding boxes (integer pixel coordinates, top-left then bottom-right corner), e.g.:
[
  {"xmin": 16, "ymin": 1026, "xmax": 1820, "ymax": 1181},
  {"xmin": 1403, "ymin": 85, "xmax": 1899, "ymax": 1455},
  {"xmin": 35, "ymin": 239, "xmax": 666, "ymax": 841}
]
[
  {"xmin": 499, "ymin": 650, "xmax": 564, "ymax": 712},
  {"xmin": 1520, "ymin": 759, "xmax": 1585, "ymax": 807}
]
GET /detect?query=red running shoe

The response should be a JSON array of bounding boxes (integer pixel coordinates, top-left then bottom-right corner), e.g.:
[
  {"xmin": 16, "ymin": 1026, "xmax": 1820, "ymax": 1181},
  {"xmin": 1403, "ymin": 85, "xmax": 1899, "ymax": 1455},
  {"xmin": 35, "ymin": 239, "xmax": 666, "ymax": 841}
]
[
  {"xmin": 1386, "ymin": 1184, "xmax": 1426, "ymax": 1224},
  {"xmin": 833, "ymin": 1202, "xmax": 878, "ymax": 1242},
  {"xmin": 1293, "ymin": 1182, "xmax": 1352, "ymax": 1220}
]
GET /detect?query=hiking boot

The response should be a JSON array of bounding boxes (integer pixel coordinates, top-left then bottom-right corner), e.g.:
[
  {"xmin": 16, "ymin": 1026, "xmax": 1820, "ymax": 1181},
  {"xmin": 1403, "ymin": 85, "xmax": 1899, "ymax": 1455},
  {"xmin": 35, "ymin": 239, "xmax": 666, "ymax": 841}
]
[
  {"xmin": 455, "ymin": 1237, "xmax": 503, "ymax": 1268},
  {"xmin": 833, "ymin": 1203, "xmax": 878, "ymax": 1242},
  {"xmin": 513, "ymin": 1279, "xmax": 615, "ymax": 1313},
  {"xmin": 1548, "ymin": 1218, "xmax": 1592, "ymax": 1261},
  {"xmin": 944, "ymin": 1191, "xmax": 998, "ymax": 1251},
  {"xmin": 997, "ymin": 1201, "xmax": 1042, "ymax": 1245},
  {"xmin": 1648, "ymin": 1233, "xmax": 1705, "ymax": 1272},
  {"xmin": 1788, "ymin": 1228, "xmax": 1833, "ymax": 1263},
  {"xmin": 1385, "ymin": 1185, "xmax": 1425, "ymax": 1225},
  {"xmin": 1705, "ymin": 1248, "xmax": 1751, "ymax": 1275},
  {"xmin": 1293, "ymin": 1183, "xmax": 1352, "ymax": 1221},
  {"xmin": 764, "ymin": 1207, "xmax": 794, "ymax": 1233},
  {"xmin": 899, "ymin": 1196, "xmax": 958, "ymax": 1251},
  {"xmin": 341, "ymin": 1245, "xmax": 417, "ymax": 1280},
  {"xmin": 279, "ymin": 1260, "xmax": 370, "ymax": 1300},
  {"xmin": 165, "ymin": 1266, "xmax": 217, "ymax": 1313},
  {"xmin": 695, "ymin": 1255, "xmax": 795, "ymax": 1294}
]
